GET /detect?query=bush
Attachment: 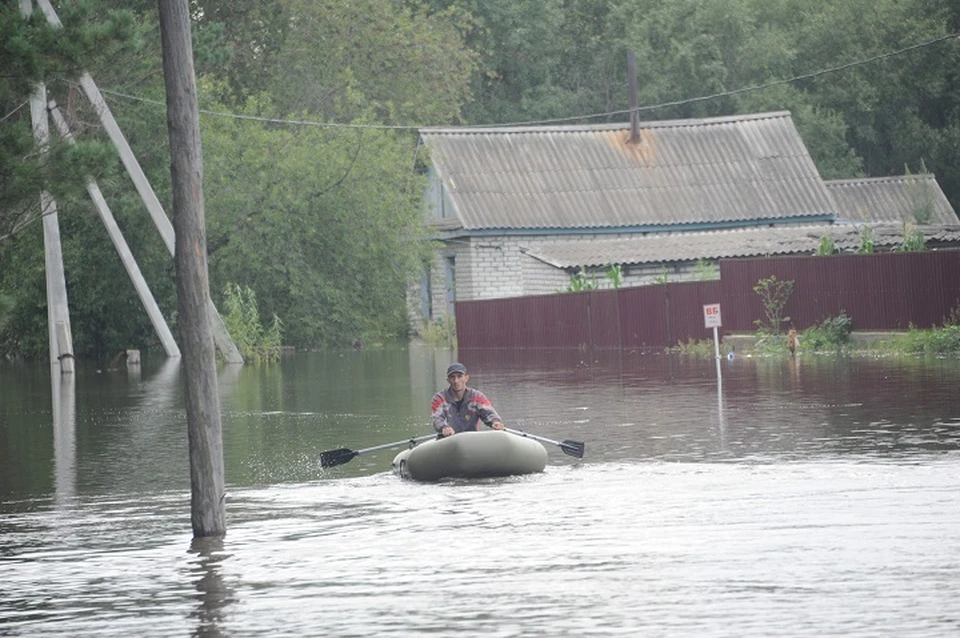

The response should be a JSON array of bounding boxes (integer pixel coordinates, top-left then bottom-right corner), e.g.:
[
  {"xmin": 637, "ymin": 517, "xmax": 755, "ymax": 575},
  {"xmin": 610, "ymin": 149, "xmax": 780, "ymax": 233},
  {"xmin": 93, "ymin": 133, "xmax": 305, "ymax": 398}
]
[
  {"xmin": 419, "ymin": 316, "xmax": 457, "ymax": 347},
  {"xmin": 883, "ymin": 325, "xmax": 960, "ymax": 355},
  {"xmin": 802, "ymin": 311, "xmax": 853, "ymax": 351}
]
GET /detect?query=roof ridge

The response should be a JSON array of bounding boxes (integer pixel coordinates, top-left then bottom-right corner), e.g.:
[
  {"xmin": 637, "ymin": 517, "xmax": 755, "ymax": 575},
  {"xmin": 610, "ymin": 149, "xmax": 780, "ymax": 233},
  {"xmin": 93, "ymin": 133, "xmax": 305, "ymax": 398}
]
[
  {"xmin": 826, "ymin": 174, "xmax": 937, "ymax": 186},
  {"xmin": 420, "ymin": 111, "xmax": 792, "ymax": 136}
]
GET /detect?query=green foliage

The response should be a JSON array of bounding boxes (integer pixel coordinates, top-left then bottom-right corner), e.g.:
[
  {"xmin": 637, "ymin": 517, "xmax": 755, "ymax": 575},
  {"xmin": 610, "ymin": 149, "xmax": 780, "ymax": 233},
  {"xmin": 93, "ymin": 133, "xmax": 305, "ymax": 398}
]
[
  {"xmin": 202, "ymin": 0, "xmax": 477, "ymax": 125},
  {"xmin": 897, "ymin": 222, "xmax": 927, "ymax": 252},
  {"xmin": 857, "ymin": 225, "xmax": 875, "ymax": 254},
  {"xmin": 565, "ymin": 268, "xmax": 598, "ymax": 293},
  {"xmin": 605, "ymin": 263, "xmax": 623, "ymax": 288},
  {"xmin": 0, "ymin": 2, "xmax": 136, "ymax": 243},
  {"xmin": 419, "ymin": 316, "xmax": 457, "ymax": 347},
  {"xmin": 879, "ymin": 325, "xmax": 960, "ymax": 355},
  {"xmin": 905, "ymin": 159, "xmax": 935, "ymax": 225},
  {"xmin": 801, "ymin": 311, "xmax": 853, "ymax": 351},
  {"xmin": 653, "ymin": 266, "xmax": 670, "ymax": 285},
  {"xmin": 201, "ymin": 92, "xmax": 432, "ymax": 348},
  {"xmin": 222, "ymin": 283, "xmax": 282, "ymax": 363},
  {"xmin": 943, "ymin": 301, "xmax": 960, "ymax": 327},
  {"xmin": 694, "ymin": 259, "xmax": 719, "ymax": 281},
  {"xmin": 814, "ymin": 234, "xmax": 837, "ymax": 256},
  {"xmin": 752, "ymin": 275, "xmax": 794, "ymax": 334},
  {"xmin": 0, "ymin": 291, "xmax": 13, "ymax": 333},
  {"xmin": 671, "ymin": 337, "xmax": 730, "ymax": 358}
]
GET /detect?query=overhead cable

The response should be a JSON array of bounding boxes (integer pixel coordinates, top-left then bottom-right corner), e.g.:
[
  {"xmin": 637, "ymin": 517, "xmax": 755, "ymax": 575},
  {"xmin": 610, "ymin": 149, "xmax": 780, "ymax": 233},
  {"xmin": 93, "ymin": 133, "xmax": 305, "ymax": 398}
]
[{"xmin": 80, "ymin": 31, "xmax": 959, "ymax": 131}]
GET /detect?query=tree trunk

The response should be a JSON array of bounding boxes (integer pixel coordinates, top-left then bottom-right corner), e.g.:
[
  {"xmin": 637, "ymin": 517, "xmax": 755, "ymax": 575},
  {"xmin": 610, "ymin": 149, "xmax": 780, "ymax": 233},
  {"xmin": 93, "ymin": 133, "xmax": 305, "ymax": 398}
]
[{"xmin": 158, "ymin": 0, "xmax": 226, "ymax": 537}]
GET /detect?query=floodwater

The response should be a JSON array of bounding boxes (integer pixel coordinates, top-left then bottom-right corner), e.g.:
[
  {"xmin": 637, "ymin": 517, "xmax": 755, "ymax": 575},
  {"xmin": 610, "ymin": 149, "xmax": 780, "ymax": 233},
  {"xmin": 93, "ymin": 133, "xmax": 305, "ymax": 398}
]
[{"xmin": 1, "ymin": 346, "xmax": 959, "ymax": 636}]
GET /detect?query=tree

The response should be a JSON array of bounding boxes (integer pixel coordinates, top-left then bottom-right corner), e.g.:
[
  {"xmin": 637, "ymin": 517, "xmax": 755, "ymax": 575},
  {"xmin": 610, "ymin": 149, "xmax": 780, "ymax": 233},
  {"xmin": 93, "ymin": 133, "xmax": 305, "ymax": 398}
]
[{"xmin": 753, "ymin": 275, "xmax": 795, "ymax": 334}]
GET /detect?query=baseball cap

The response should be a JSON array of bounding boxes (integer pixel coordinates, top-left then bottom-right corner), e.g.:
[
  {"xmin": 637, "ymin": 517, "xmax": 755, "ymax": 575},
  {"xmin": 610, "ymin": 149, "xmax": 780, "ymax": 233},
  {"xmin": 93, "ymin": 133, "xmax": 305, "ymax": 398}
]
[{"xmin": 446, "ymin": 362, "xmax": 467, "ymax": 377}]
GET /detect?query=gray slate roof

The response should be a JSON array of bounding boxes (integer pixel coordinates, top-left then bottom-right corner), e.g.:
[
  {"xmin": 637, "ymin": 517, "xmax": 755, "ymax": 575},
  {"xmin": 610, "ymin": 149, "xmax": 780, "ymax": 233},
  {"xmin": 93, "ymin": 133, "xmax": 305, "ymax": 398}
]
[
  {"xmin": 420, "ymin": 112, "xmax": 837, "ymax": 231},
  {"xmin": 524, "ymin": 224, "xmax": 960, "ymax": 268},
  {"xmin": 826, "ymin": 175, "xmax": 958, "ymax": 225}
]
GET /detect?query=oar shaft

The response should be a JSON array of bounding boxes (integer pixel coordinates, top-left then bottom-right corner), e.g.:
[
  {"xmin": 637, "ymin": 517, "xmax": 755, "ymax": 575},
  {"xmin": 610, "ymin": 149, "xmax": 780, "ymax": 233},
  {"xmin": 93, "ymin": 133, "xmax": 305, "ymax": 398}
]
[
  {"xmin": 355, "ymin": 434, "xmax": 436, "ymax": 455},
  {"xmin": 501, "ymin": 426, "xmax": 585, "ymax": 458},
  {"xmin": 503, "ymin": 426, "xmax": 560, "ymax": 447}
]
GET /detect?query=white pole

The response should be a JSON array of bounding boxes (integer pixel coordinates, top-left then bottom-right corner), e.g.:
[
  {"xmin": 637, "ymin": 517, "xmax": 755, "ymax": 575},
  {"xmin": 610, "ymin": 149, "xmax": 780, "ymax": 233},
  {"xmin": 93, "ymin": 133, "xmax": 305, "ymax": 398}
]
[
  {"xmin": 34, "ymin": 0, "xmax": 243, "ymax": 365},
  {"xmin": 713, "ymin": 325, "xmax": 720, "ymax": 359},
  {"xmin": 49, "ymin": 102, "xmax": 181, "ymax": 358}
]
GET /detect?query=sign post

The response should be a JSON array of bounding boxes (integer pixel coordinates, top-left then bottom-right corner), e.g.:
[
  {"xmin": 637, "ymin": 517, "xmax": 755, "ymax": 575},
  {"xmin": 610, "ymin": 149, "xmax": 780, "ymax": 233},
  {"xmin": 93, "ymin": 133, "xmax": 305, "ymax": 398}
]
[{"xmin": 703, "ymin": 303, "xmax": 722, "ymax": 360}]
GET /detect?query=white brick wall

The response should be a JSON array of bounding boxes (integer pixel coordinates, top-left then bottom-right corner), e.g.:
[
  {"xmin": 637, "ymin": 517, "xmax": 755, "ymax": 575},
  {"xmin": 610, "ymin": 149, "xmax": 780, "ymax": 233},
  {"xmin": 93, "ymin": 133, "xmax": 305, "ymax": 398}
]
[{"xmin": 408, "ymin": 233, "xmax": 716, "ymax": 326}]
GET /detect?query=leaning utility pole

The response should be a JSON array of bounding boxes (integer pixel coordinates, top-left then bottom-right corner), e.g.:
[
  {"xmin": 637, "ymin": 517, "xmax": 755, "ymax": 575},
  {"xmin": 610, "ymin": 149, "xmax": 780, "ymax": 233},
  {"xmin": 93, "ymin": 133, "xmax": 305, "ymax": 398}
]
[
  {"xmin": 158, "ymin": 0, "xmax": 225, "ymax": 537},
  {"xmin": 19, "ymin": 0, "xmax": 74, "ymax": 373}
]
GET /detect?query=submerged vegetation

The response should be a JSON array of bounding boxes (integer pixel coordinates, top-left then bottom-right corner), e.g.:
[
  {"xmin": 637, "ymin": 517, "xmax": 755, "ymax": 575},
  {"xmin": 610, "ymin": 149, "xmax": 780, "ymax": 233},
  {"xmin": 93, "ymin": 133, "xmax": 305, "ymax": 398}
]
[
  {"xmin": 418, "ymin": 316, "xmax": 457, "ymax": 347},
  {"xmin": 222, "ymin": 284, "xmax": 282, "ymax": 363},
  {"xmin": 718, "ymin": 306, "xmax": 960, "ymax": 358}
]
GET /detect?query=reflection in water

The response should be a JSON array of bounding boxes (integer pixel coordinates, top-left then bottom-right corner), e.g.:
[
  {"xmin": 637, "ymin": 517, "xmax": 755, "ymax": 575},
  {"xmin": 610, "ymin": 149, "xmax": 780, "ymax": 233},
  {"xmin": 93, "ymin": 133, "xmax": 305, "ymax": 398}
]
[
  {"xmin": 51, "ymin": 366, "xmax": 76, "ymax": 505},
  {"xmin": 715, "ymin": 355, "xmax": 726, "ymax": 451},
  {"xmin": 189, "ymin": 537, "xmax": 233, "ymax": 638}
]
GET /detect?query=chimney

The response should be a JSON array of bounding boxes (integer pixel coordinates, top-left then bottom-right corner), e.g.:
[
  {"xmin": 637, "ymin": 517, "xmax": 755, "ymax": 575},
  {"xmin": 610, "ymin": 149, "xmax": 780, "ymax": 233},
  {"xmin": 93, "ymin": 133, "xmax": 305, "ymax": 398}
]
[{"xmin": 627, "ymin": 51, "xmax": 640, "ymax": 144}]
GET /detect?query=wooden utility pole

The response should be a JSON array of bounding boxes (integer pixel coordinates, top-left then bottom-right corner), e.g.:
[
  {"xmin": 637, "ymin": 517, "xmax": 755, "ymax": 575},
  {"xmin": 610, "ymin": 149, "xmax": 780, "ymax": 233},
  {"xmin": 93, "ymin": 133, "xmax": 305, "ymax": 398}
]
[{"xmin": 158, "ymin": 0, "xmax": 225, "ymax": 537}]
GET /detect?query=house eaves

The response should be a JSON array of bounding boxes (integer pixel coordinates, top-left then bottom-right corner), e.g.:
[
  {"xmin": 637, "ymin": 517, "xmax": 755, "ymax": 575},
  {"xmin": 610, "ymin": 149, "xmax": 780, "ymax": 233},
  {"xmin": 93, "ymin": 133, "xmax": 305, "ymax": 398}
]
[{"xmin": 523, "ymin": 223, "xmax": 960, "ymax": 269}]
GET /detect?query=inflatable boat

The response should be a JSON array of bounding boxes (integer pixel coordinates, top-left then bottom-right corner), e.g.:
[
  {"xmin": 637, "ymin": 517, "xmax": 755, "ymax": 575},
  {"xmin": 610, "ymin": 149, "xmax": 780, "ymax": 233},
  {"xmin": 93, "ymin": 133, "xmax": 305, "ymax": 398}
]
[{"xmin": 391, "ymin": 430, "xmax": 548, "ymax": 482}]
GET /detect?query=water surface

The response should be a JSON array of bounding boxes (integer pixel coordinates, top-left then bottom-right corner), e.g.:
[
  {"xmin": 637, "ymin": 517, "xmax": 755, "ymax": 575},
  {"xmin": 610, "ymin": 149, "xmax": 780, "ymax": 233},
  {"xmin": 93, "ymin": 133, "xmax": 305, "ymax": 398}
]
[{"xmin": 2, "ymin": 347, "xmax": 959, "ymax": 636}]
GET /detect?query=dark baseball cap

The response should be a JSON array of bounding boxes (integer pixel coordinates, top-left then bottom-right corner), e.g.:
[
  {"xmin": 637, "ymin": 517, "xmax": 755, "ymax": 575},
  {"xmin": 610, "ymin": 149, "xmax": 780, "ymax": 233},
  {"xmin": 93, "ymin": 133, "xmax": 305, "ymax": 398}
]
[{"xmin": 446, "ymin": 362, "xmax": 467, "ymax": 376}]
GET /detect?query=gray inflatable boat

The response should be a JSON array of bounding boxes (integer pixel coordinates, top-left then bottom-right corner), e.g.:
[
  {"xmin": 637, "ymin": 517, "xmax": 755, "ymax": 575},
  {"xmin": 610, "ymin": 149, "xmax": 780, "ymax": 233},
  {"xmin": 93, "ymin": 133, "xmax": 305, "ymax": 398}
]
[{"xmin": 392, "ymin": 430, "xmax": 547, "ymax": 482}]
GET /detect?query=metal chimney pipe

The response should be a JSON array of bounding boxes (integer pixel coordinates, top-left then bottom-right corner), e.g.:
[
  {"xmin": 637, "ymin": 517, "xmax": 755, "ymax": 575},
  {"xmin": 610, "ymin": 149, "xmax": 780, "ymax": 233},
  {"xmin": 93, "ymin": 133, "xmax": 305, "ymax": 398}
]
[{"xmin": 627, "ymin": 51, "xmax": 640, "ymax": 143}]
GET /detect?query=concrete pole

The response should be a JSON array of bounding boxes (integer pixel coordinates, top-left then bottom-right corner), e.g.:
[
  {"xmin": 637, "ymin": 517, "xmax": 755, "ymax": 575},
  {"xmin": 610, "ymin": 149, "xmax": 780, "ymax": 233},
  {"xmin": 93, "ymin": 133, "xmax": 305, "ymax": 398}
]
[
  {"xmin": 158, "ymin": 0, "xmax": 226, "ymax": 537},
  {"xmin": 34, "ymin": 0, "xmax": 244, "ymax": 366},
  {"xmin": 20, "ymin": 0, "xmax": 74, "ymax": 373},
  {"xmin": 49, "ymin": 101, "xmax": 181, "ymax": 359}
]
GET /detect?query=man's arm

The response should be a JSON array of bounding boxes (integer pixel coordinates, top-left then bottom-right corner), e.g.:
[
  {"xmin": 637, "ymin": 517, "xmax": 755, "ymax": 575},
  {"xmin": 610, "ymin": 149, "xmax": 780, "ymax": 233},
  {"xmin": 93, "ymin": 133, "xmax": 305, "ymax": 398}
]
[
  {"xmin": 431, "ymin": 392, "xmax": 450, "ymax": 433},
  {"xmin": 472, "ymin": 390, "xmax": 503, "ymax": 429}
]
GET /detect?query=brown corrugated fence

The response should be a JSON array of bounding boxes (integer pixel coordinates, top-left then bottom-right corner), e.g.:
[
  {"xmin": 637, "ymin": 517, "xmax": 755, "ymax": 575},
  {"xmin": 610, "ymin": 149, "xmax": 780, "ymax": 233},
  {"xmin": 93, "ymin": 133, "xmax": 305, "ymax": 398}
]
[{"xmin": 455, "ymin": 251, "xmax": 960, "ymax": 349}]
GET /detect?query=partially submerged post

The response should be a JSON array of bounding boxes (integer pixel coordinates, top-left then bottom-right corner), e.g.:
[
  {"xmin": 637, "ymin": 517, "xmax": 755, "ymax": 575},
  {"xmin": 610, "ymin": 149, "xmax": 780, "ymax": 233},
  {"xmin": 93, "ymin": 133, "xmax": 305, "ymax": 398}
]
[{"xmin": 158, "ymin": 0, "xmax": 225, "ymax": 536}]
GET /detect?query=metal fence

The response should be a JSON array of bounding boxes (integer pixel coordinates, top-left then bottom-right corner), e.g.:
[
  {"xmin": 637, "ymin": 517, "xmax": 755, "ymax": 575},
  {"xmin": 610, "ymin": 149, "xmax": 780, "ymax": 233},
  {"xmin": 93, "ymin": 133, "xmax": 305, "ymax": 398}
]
[{"xmin": 455, "ymin": 251, "xmax": 960, "ymax": 349}]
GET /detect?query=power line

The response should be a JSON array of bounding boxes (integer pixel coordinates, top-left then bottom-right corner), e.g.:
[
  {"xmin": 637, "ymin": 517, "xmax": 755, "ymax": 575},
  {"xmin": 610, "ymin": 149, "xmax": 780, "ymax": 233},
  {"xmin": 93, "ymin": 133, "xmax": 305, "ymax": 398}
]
[
  {"xmin": 1, "ymin": 101, "xmax": 29, "ymax": 124},
  {"xmin": 84, "ymin": 31, "xmax": 959, "ymax": 131},
  {"xmin": 474, "ymin": 31, "xmax": 960, "ymax": 127},
  {"xmin": 96, "ymin": 88, "xmax": 423, "ymax": 131}
]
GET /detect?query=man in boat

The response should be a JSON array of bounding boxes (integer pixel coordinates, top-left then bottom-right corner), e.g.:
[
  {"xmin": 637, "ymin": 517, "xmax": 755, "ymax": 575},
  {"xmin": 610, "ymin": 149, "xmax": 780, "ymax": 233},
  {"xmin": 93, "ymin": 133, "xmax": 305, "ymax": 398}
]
[{"xmin": 432, "ymin": 362, "xmax": 505, "ymax": 437}]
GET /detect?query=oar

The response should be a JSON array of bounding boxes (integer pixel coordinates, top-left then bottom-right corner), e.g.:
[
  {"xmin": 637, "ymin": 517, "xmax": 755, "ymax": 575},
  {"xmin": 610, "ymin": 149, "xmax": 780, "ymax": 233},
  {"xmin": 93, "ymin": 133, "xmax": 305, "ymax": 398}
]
[
  {"xmin": 320, "ymin": 434, "xmax": 436, "ymax": 468},
  {"xmin": 499, "ymin": 426, "xmax": 585, "ymax": 459}
]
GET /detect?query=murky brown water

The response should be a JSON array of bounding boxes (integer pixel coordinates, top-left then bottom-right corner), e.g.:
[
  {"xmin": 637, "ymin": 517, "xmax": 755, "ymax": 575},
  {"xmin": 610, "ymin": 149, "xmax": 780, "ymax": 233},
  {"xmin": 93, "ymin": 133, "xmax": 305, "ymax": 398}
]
[{"xmin": 2, "ymin": 347, "xmax": 960, "ymax": 636}]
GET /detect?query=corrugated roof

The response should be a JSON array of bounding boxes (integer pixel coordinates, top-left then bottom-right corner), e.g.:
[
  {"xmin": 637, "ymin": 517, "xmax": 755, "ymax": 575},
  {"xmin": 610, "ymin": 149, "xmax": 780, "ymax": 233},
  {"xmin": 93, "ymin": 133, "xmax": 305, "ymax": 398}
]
[
  {"xmin": 826, "ymin": 175, "xmax": 958, "ymax": 225},
  {"xmin": 524, "ymin": 224, "xmax": 960, "ymax": 268},
  {"xmin": 420, "ymin": 112, "xmax": 837, "ymax": 231}
]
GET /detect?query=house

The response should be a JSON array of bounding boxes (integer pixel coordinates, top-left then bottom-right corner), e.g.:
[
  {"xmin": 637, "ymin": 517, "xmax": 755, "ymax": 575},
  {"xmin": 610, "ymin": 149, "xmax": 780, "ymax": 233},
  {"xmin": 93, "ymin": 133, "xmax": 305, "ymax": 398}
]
[{"xmin": 411, "ymin": 111, "xmax": 959, "ymax": 329}]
